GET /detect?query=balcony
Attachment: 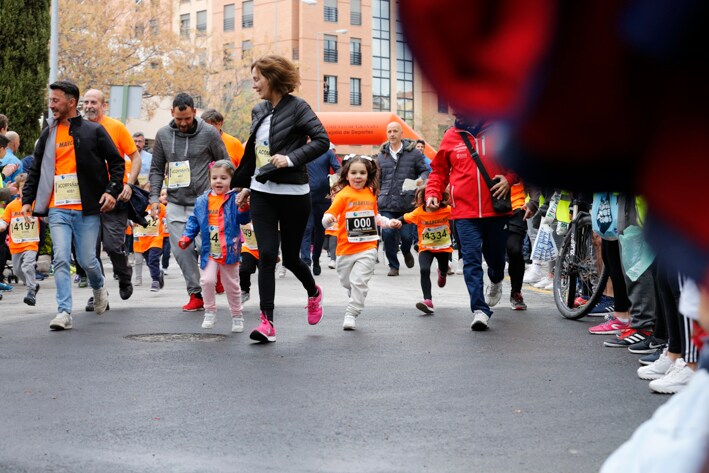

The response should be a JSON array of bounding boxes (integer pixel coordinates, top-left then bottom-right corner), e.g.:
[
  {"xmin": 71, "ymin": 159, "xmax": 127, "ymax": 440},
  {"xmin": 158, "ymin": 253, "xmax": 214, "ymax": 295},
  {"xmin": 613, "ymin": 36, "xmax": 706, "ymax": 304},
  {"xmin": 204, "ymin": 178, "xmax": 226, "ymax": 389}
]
[
  {"xmin": 323, "ymin": 49, "xmax": 338, "ymax": 63},
  {"xmin": 350, "ymin": 92, "xmax": 361, "ymax": 106},
  {"xmin": 323, "ymin": 90, "xmax": 338, "ymax": 104},
  {"xmin": 350, "ymin": 51, "xmax": 361, "ymax": 65},
  {"xmin": 324, "ymin": 6, "xmax": 338, "ymax": 22}
]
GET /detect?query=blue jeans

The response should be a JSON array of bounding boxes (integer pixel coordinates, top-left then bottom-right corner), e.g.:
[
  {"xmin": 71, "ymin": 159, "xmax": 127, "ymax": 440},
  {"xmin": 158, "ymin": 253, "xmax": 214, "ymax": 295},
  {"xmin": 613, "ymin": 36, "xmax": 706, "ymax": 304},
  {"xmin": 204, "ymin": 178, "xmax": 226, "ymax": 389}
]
[
  {"xmin": 380, "ymin": 210, "xmax": 417, "ymax": 270},
  {"xmin": 455, "ymin": 217, "xmax": 508, "ymax": 316},
  {"xmin": 48, "ymin": 209, "xmax": 103, "ymax": 313}
]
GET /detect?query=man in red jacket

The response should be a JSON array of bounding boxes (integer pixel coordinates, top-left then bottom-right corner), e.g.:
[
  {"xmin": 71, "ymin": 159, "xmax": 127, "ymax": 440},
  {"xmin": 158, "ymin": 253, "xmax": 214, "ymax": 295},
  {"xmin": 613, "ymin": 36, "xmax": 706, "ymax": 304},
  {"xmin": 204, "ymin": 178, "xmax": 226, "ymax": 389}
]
[{"xmin": 426, "ymin": 116, "xmax": 517, "ymax": 331}]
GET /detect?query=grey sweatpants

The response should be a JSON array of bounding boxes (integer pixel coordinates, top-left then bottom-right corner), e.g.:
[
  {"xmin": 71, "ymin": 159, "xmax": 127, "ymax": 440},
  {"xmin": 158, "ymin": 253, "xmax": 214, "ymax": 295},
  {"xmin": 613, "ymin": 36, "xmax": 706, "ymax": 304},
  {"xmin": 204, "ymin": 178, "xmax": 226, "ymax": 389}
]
[
  {"xmin": 12, "ymin": 250, "xmax": 37, "ymax": 291},
  {"xmin": 336, "ymin": 248, "xmax": 377, "ymax": 318},
  {"xmin": 166, "ymin": 203, "xmax": 202, "ymax": 295}
]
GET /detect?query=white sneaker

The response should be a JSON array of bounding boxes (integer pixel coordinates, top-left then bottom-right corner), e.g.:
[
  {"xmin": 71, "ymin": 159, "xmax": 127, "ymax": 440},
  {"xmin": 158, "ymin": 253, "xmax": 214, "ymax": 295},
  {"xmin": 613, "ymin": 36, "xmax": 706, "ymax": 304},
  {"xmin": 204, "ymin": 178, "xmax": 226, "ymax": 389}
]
[
  {"xmin": 277, "ymin": 265, "xmax": 287, "ymax": 278},
  {"xmin": 202, "ymin": 312, "xmax": 216, "ymax": 329},
  {"xmin": 471, "ymin": 310, "xmax": 489, "ymax": 331},
  {"xmin": 456, "ymin": 258, "xmax": 464, "ymax": 275},
  {"xmin": 49, "ymin": 311, "xmax": 73, "ymax": 331},
  {"xmin": 343, "ymin": 314, "xmax": 356, "ymax": 330},
  {"xmin": 231, "ymin": 316, "xmax": 244, "ymax": 333},
  {"xmin": 92, "ymin": 287, "xmax": 109, "ymax": 315},
  {"xmin": 637, "ymin": 350, "xmax": 673, "ymax": 380},
  {"xmin": 544, "ymin": 279, "xmax": 554, "ymax": 290},
  {"xmin": 162, "ymin": 268, "xmax": 169, "ymax": 276},
  {"xmin": 328, "ymin": 259, "xmax": 336, "ymax": 269},
  {"xmin": 134, "ymin": 277, "xmax": 142, "ymax": 287},
  {"xmin": 533, "ymin": 276, "xmax": 553, "ymax": 289},
  {"xmin": 241, "ymin": 292, "xmax": 250, "ymax": 304},
  {"xmin": 523, "ymin": 264, "xmax": 543, "ymax": 284},
  {"xmin": 485, "ymin": 282, "xmax": 503, "ymax": 307},
  {"xmin": 649, "ymin": 358, "xmax": 695, "ymax": 394}
]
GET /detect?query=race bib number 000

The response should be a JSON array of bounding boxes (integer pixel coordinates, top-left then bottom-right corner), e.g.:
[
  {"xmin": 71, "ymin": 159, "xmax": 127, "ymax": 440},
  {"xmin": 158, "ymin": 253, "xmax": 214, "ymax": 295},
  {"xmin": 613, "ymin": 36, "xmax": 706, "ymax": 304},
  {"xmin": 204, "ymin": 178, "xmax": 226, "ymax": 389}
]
[
  {"xmin": 167, "ymin": 161, "xmax": 191, "ymax": 189},
  {"xmin": 345, "ymin": 210, "xmax": 378, "ymax": 243},
  {"xmin": 10, "ymin": 216, "xmax": 40, "ymax": 243}
]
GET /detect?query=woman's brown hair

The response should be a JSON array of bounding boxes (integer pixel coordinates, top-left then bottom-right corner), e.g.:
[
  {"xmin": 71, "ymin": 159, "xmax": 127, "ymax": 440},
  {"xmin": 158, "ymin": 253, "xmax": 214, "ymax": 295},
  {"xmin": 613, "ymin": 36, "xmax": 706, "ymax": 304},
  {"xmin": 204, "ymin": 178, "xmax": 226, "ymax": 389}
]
[{"xmin": 251, "ymin": 55, "xmax": 301, "ymax": 96}]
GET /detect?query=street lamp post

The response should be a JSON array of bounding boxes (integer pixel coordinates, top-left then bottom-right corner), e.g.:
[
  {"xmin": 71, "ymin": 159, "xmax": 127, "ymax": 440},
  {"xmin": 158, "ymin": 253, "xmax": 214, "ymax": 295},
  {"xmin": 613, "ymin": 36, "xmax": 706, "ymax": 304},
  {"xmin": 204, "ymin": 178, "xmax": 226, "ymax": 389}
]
[{"xmin": 316, "ymin": 28, "xmax": 348, "ymax": 112}]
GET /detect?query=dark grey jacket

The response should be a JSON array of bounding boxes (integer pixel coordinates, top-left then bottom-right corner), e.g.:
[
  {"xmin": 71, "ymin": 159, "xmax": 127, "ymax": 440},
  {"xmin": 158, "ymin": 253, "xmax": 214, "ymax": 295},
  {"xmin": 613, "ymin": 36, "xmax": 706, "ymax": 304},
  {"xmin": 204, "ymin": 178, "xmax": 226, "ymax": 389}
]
[
  {"xmin": 376, "ymin": 138, "xmax": 429, "ymax": 212},
  {"xmin": 232, "ymin": 94, "xmax": 329, "ymax": 188}
]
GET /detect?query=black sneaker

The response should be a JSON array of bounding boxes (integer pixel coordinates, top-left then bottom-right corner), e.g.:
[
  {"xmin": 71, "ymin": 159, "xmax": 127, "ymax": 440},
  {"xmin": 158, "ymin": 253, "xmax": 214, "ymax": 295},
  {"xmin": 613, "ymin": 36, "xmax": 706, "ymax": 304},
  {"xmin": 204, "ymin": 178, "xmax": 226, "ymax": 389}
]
[
  {"xmin": 24, "ymin": 290, "xmax": 36, "ymax": 306},
  {"xmin": 628, "ymin": 335, "xmax": 665, "ymax": 354},
  {"xmin": 159, "ymin": 271, "xmax": 165, "ymax": 289},
  {"xmin": 119, "ymin": 283, "xmax": 133, "ymax": 300},
  {"xmin": 312, "ymin": 263, "xmax": 321, "ymax": 276},
  {"xmin": 403, "ymin": 251, "xmax": 415, "ymax": 269},
  {"xmin": 603, "ymin": 328, "xmax": 651, "ymax": 348},
  {"xmin": 639, "ymin": 347, "xmax": 664, "ymax": 366}
]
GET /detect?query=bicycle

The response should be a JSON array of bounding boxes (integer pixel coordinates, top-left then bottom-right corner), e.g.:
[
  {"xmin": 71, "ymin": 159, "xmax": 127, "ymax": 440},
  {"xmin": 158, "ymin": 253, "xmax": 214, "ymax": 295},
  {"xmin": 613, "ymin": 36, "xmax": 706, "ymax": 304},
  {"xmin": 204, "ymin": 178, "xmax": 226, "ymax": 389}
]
[{"xmin": 553, "ymin": 203, "xmax": 609, "ymax": 319}]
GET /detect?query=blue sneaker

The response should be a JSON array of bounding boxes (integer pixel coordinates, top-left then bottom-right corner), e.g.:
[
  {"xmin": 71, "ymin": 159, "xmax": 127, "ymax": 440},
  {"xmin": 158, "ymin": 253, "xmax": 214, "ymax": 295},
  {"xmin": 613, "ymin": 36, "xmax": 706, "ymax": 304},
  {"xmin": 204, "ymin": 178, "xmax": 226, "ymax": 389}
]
[
  {"xmin": 0, "ymin": 282, "xmax": 13, "ymax": 291},
  {"xmin": 588, "ymin": 295, "xmax": 614, "ymax": 317}
]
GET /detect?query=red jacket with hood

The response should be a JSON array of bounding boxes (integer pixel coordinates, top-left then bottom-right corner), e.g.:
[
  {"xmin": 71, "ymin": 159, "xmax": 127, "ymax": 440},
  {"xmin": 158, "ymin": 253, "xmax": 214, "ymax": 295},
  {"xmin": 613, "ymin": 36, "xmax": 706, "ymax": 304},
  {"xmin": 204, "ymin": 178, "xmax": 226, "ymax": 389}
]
[{"xmin": 426, "ymin": 126, "xmax": 518, "ymax": 220}]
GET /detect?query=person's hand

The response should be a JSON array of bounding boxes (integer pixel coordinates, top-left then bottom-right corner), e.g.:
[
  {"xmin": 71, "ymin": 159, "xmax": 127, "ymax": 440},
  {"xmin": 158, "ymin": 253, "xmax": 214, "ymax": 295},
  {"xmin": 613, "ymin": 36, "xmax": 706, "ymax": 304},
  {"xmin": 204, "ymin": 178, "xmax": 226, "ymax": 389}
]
[
  {"xmin": 426, "ymin": 196, "xmax": 440, "ymax": 211},
  {"xmin": 118, "ymin": 183, "xmax": 133, "ymax": 202},
  {"xmin": 236, "ymin": 189, "xmax": 250, "ymax": 207},
  {"xmin": 415, "ymin": 178, "xmax": 424, "ymax": 186},
  {"xmin": 490, "ymin": 175, "xmax": 510, "ymax": 199},
  {"xmin": 151, "ymin": 202, "xmax": 160, "ymax": 219},
  {"xmin": 389, "ymin": 219, "xmax": 402, "ymax": 229},
  {"xmin": 1, "ymin": 163, "xmax": 18, "ymax": 177},
  {"xmin": 21, "ymin": 204, "xmax": 32, "ymax": 224},
  {"xmin": 99, "ymin": 193, "xmax": 116, "ymax": 212},
  {"xmin": 270, "ymin": 154, "xmax": 289, "ymax": 169},
  {"xmin": 6, "ymin": 183, "xmax": 18, "ymax": 195},
  {"xmin": 177, "ymin": 236, "xmax": 191, "ymax": 250},
  {"xmin": 522, "ymin": 204, "xmax": 533, "ymax": 220},
  {"xmin": 322, "ymin": 214, "xmax": 336, "ymax": 229}
]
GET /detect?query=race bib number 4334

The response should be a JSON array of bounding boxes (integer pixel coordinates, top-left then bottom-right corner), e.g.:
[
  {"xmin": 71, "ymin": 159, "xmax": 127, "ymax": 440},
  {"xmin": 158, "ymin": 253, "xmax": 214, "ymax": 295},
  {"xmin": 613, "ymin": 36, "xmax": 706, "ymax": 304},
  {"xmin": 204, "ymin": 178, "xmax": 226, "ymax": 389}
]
[{"xmin": 345, "ymin": 210, "xmax": 378, "ymax": 243}]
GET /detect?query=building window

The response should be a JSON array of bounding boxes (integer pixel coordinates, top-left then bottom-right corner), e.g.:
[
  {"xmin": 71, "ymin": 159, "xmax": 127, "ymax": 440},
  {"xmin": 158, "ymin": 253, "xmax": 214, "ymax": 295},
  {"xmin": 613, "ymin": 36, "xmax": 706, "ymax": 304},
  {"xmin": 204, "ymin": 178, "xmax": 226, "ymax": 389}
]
[
  {"xmin": 324, "ymin": 0, "xmax": 338, "ymax": 22},
  {"xmin": 149, "ymin": 18, "xmax": 158, "ymax": 35},
  {"xmin": 198, "ymin": 50, "xmax": 208, "ymax": 67},
  {"xmin": 242, "ymin": 0, "xmax": 253, "ymax": 28},
  {"xmin": 350, "ymin": 0, "xmax": 361, "ymax": 25},
  {"xmin": 196, "ymin": 10, "xmax": 207, "ymax": 35},
  {"xmin": 350, "ymin": 38, "xmax": 361, "ymax": 65},
  {"xmin": 242, "ymin": 40, "xmax": 252, "ymax": 60},
  {"xmin": 372, "ymin": 0, "xmax": 390, "ymax": 111},
  {"xmin": 350, "ymin": 78, "xmax": 361, "ymax": 106},
  {"xmin": 437, "ymin": 96, "xmax": 448, "ymax": 114},
  {"xmin": 223, "ymin": 42, "xmax": 235, "ymax": 69},
  {"xmin": 396, "ymin": 17, "xmax": 414, "ymax": 125},
  {"xmin": 180, "ymin": 13, "xmax": 190, "ymax": 38},
  {"xmin": 323, "ymin": 75, "xmax": 338, "ymax": 104},
  {"xmin": 323, "ymin": 34, "xmax": 338, "ymax": 63},
  {"xmin": 224, "ymin": 4, "xmax": 235, "ymax": 32},
  {"xmin": 133, "ymin": 22, "xmax": 145, "ymax": 38}
]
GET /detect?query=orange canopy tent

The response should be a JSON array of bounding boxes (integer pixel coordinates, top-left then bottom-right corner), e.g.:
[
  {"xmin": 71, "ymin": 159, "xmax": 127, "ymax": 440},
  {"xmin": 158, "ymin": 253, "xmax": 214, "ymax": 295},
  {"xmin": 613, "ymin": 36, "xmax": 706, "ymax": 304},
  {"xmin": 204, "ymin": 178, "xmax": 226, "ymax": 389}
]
[{"xmin": 315, "ymin": 112, "xmax": 437, "ymax": 160}]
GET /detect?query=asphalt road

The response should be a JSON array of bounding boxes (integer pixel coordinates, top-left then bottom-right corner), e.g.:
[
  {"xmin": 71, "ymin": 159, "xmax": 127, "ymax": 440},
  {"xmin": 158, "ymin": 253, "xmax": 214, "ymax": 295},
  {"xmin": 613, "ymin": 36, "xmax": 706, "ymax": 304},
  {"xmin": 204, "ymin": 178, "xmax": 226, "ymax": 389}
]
[{"xmin": 0, "ymin": 257, "xmax": 666, "ymax": 472}]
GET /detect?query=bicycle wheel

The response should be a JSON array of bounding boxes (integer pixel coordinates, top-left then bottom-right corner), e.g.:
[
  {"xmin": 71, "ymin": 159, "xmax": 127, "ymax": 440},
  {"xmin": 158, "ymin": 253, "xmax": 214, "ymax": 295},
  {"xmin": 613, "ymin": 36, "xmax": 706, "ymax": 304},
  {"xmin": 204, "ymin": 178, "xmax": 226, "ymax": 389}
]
[{"xmin": 553, "ymin": 214, "xmax": 609, "ymax": 319}]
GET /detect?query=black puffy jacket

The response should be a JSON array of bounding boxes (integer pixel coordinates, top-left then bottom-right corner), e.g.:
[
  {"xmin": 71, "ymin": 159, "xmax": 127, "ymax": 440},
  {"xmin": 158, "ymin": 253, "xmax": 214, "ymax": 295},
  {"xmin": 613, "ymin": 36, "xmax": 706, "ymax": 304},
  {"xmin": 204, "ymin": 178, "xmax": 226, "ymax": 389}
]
[
  {"xmin": 376, "ymin": 139, "xmax": 429, "ymax": 212},
  {"xmin": 232, "ymin": 94, "xmax": 329, "ymax": 188}
]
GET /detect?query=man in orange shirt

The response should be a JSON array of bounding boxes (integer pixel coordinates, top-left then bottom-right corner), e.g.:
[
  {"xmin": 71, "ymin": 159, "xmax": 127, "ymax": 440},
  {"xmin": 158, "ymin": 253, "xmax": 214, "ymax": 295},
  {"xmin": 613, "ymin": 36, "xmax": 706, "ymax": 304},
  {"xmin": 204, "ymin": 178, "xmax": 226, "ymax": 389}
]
[
  {"xmin": 83, "ymin": 89, "xmax": 142, "ymax": 304},
  {"xmin": 201, "ymin": 109, "xmax": 244, "ymax": 168},
  {"xmin": 21, "ymin": 81, "xmax": 124, "ymax": 330}
]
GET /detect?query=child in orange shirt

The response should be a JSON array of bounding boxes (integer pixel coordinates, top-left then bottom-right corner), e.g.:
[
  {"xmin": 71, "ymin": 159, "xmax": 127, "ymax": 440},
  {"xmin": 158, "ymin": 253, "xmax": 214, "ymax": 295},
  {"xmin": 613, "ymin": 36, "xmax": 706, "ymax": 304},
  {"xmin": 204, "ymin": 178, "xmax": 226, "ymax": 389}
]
[
  {"xmin": 159, "ymin": 188, "xmax": 171, "ymax": 275},
  {"xmin": 322, "ymin": 155, "xmax": 401, "ymax": 330},
  {"xmin": 133, "ymin": 203, "xmax": 166, "ymax": 291},
  {"xmin": 0, "ymin": 174, "xmax": 41, "ymax": 305},
  {"xmin": 239, "ymin": 221, "xmax": 258, "ymax": 307},
  {"xmin": 400, "ymin": 187, "xmax": 452, "ymax": 314}
]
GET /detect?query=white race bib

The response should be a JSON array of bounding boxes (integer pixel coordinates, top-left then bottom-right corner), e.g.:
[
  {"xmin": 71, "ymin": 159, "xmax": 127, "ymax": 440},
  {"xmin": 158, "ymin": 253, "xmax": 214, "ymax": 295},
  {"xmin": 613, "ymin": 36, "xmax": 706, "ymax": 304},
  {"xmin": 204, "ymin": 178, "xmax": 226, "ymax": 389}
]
[
  {"xmin": 54, "ymin": 173, "xmax": 81, "ymax": 205},
  {"xmin": 167, "ymin": 161, "xmax": 191, "ymax": 189},
  {"xmin": 255, "ymin": 141, "xmax": 271, "ymax": 168},
  {"xmin": 10, "ymin": 216, "xmax": 40, "ymax": 243},
  {"xmin": 134, "ymin": 216, "xmax": 159, "ymax": 237}
]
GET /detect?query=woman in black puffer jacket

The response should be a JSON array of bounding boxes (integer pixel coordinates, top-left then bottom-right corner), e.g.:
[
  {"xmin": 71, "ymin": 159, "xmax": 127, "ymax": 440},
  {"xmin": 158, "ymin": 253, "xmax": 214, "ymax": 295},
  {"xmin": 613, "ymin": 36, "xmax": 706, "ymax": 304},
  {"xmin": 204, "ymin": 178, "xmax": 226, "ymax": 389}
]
[{"xmin": 233, "ymin": 55, "xmax": 330, "ymax": 343}]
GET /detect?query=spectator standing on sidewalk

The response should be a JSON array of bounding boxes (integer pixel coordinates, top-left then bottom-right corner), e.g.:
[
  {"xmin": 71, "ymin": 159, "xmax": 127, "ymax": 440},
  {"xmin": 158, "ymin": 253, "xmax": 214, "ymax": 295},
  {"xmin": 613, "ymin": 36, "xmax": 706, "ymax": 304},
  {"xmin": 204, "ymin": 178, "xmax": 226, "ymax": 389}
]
[{"xmin": 376, "ymin": 122, "xmax": 429, "ymax": 276}]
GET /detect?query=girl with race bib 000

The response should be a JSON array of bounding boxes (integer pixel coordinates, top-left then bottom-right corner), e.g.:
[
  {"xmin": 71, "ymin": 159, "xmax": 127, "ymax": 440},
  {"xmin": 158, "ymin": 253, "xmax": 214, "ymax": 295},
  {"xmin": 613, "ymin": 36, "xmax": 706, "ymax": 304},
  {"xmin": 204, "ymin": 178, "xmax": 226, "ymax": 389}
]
[{"xmin": 322, "ymin": 155, "xmax": 401, "ymax": 331}]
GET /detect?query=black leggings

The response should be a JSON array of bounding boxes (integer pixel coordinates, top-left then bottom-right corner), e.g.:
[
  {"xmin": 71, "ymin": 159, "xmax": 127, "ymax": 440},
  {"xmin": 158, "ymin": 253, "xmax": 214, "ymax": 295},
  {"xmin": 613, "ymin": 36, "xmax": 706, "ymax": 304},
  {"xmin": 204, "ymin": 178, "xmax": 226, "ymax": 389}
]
[
  {"xmin": 239, "ymin": 252, "xmax": 258, "ymax": 294},
  {"xmin": 601, "ymin": 239, "xmax": 631, "ymax": 312},
  {"xmin": 506, "ymin": 209, "xmax": 527, "ymax": 295},
  {"xmin": 655, "ymin": 265, "xmax": 698, "ymax": 363},
  {"xmin": 419, "ymin": 251, "xmax": 450, "ymax": 300},
  {"xmin": 251, "ymin": 190, "xmax": 317, "ymax": 321}
]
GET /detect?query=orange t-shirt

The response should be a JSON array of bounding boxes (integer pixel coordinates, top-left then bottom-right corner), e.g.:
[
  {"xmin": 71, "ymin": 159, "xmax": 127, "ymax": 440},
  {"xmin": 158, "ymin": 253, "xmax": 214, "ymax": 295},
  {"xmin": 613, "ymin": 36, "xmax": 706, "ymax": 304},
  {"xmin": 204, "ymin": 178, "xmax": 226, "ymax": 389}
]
[
  {"xmin": 1, "ymin": 198, "xmax": 40, "ymax": 254},
  {"xmin": 222, "ymin": 132, "xmax": 245, "ymax": 168},
  {"xmin": 133, "ymin": 204, "xmax": 165, "ymax": 253},
  {"xmin": 240, "ymin": 222, "xmax": 259, "ymax": 259},
  {"xmin": 511, "ymin": 182, "xmax": 526, "ymax": 211},
  {"xmin": 325, "ymin": 186, "xmax": 380, "ymax": 256},
  {"xmin": 50, "ymin": 123, "xmax": 82, "ymax": 211},
  {"xmin": 100, "ymin": 115, "xmax": 138, "ymax": 184},
  {"xmin": 403, "ymin": 205, "xmax": 453, "ymax": 253}
]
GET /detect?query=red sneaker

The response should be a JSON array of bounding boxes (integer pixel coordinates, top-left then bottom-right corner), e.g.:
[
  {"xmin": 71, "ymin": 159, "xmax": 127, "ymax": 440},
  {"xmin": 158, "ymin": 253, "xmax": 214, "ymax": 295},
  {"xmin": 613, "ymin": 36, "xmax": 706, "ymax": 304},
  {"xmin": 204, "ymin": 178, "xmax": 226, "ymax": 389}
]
[
  {"xmin": 437, "ymin": 269, "xmax": 447, "ymax": 288},
  {"xmin": 182, "ymin": 294, "xmax": 204, "ymax": 312},
  {"xmin": 215, "ymin": 271, "xmax": 224, "ymax": 294},
  {"xmin": 250, "ymin": 312, "xmax": 276, "ymax": 343},
  {"xmin": 306, "ymin": 285, "xmax": 323, "ymax": 325}
]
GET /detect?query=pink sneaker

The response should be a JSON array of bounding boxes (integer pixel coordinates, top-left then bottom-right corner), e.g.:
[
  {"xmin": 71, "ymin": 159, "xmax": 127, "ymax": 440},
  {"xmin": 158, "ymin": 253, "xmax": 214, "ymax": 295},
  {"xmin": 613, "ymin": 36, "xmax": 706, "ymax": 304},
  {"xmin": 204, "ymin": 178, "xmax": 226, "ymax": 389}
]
[
  {"xmin": 416, "ymin": 299, "xmax": 435, "ymax": 314},
  {"xmin": 307, "ymin": 285, "xmax": 323, "ymax": 325},
  {"xmin": 588, "ymin": 316, "xmax": 630, "ymax": 335},
  {"xmin": 249, "ymin": 312, "xmax": 276, "ymax": 343},
  {"xmin": 437, "ymin": 269, "xmax": 447, "ymax": 288}
]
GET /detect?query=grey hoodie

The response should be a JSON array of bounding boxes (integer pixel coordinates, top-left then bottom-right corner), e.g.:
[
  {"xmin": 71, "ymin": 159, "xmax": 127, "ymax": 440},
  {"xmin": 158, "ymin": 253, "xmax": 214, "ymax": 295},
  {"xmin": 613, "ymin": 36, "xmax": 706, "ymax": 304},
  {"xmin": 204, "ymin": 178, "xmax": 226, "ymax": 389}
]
[{"xmin": 149, "ymin": 117, "xmax": 228, "ymax": 206}]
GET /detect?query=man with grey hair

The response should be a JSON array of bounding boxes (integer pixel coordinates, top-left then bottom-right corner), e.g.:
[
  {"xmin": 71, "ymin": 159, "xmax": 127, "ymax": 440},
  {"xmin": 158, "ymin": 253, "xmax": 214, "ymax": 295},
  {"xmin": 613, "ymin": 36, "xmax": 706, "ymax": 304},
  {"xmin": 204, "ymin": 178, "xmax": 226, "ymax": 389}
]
[
  {"xmin": 133, "ymin": 131, "xmax": 153, "ymax": 181},
  {"xmin": 1, "ymin": 131, "xmax": 22, "ymax": 184}
]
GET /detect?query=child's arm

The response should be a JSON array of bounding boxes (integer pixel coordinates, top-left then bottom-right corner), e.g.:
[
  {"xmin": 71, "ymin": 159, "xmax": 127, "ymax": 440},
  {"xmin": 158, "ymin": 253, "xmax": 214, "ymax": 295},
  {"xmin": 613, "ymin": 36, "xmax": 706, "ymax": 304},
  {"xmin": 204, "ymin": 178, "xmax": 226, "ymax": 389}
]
[
  {"xmin": 178, "ymin": 213, "xmax": 200, "ymax": 249},
  {"xmin": 237, "ymin": 204, "xmax": 251, "ymax": 225},
  {"xmin": 375, "ymin": 214, "xmax": 401, "ymax": 229},
  {"xmin": 322, "ymin": 213, "xmax": 337, "ymax": 229}
]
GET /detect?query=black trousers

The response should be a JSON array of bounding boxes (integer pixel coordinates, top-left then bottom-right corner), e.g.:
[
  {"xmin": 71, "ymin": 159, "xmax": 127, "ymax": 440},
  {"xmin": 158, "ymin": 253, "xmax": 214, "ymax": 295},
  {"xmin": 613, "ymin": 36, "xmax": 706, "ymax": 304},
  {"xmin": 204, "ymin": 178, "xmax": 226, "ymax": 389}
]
[
  {"xmin": 419, "ymin": 250, "xmax": 450, "ymax": 300},
  {"xmin": 239, "ymin": 252, "xmax": 258, "ymax": 294}
]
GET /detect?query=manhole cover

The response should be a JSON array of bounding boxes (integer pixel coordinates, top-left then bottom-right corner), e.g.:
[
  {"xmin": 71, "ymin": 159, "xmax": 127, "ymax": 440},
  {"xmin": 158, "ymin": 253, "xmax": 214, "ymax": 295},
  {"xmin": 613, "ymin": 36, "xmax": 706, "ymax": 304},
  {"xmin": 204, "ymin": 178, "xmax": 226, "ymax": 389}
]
[{"xmin": 125, "ymin": 333, "xmax": 227, "ymax": 343}]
